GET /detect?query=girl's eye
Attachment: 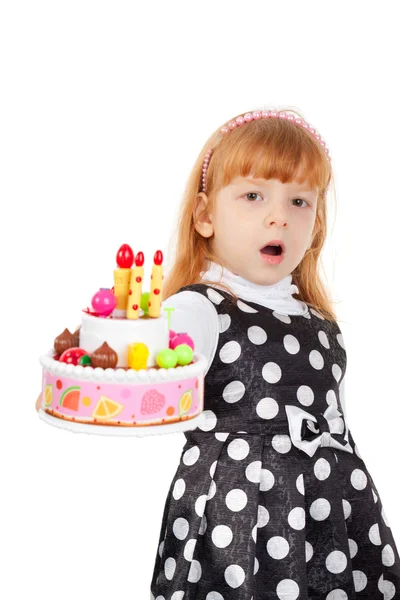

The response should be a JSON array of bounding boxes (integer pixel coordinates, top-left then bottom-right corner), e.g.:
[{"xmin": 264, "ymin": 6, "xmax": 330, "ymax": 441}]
[
  {"xmin": 244, "ymin": 192, "xmax": 263, "ymax": 202},
  {"xmin": 292, "ymin": 198, "xmax": 309, "ymax": 208}
]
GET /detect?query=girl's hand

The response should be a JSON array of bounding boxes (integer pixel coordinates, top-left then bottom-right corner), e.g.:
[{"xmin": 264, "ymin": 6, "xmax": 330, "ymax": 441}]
[{"xmin": 35, "ymin": 393, "xmax": 42, "ymax": 412}]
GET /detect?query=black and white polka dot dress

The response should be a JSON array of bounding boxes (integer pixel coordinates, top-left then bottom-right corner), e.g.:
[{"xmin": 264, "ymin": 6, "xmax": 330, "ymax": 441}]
[{"xmin": 150, "ymin": 283, "xmax": 400, "ymax": 600}]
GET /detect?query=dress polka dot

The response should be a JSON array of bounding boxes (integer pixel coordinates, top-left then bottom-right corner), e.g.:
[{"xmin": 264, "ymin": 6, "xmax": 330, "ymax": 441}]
[
  {"xmin": 226, "ymin": 489, "xmax": 248, "ymax": 512},
  {"xmin": 283, "ymin": 334, "xmax": 300, "ymax": 354},
  {"xmin": 245, "ymin": 460, "xmax": 262, "ymax": 483},
  {"xmin": 219, "ymin": 313, "xmax": 231, "ymax": 333},
  {"xmin": 309, "ymin": 349, "xmax": 324, "ymax": 370},
  {"xmin": 314, "ymin": 457, "xmax": 331, "ymax": 480},
  {"xmin": 288, "ymin": 507, "xmax": 305, "ymax": 530},
  {"xmin": 237, "ymin": 300, "xmax": 258, "ymax": 313},
  {"xmin": 150, "ymin": 283, "xmax": 400, "ymax": 599},
  {"xmin": 227, "ymin": 438, "xmax": 250, "ymax": 460},
  {"xmin": 223, "ymin": 380, "xmax": 246, "ymax": 404},
  {"xmin": 164, "ymin": 557, "xmax": 176, "ymax": 580},
  {"xmin": 368, "ymin": 523, "xmax": 381, "ymax": 545},
  {"xmin": 183, "ymin": 539, "xmax": 196, "ymax": 561},
  {"xmin": 382, "ymin": 544, "xmax": 395, "ymax": 566},
  {"xmin": 183, "ymin": 445, "xmax": 200, "ymax": 466},
  {"xmin": 224, "ymin": 564, "xmax": 246, "ymax": 588},
  {"xmin": 332, "ymin": 363, "xmax": 342, "ymax": 382},
  {"xmin": 257, "ymin": 505, "xmax": 270, "ymax": 528},
  {"xmin": 256, "ymin": 397, "xmax": 279, "ymax": 419},
  {"xmin": 352, "ymin": 570, "xmax": 367, "ymax": 591},
  {"xmin": 172, "ymin": 478, "xmax": 186, "ymax": 500},
  {"xmin": 276, "ymin": 578, "xmax": 300, "ymax": 600},
  {"xmin": 310, "ymin": 498, "xmax": 331, "ymax": 521},
  {"xmin": 350, "ymin": 468, "xmax": 368, "ymax": 490},
  {"xmin": 212, "ymin": 525, "xmax": 233, "ymax": 548},
  {"xmin": 260, "ymin": 468, "xmax": 275, "ymax": 491},
  {"xmin": 198, "ymin": 410, "xmax": 217, "ymax": 431},
  {"xmin": 195, "ymin": 494, "xmax": 208, "ymax": 517},
  {"xmin": 325, "ymin": 550, "xmax": 347, "ymax": 573},
  {"xmin": 173, "ymin": 518, "xmax": 189, "ymax": 540},
  {"xmin": 267, "ymin": 536, "xmax": 290, "ymax": 559},
  {"xmin": 206, "ymin": 288, "xmax": 225, "ymax": 305},
  {"xmin": 262, "ymin": 362, "xmax": 282, "ymax": 383},
  {"xmin": 271, "ymin": 434, "xmax": 292, "ymax": 453},
  {"xmin": 318, "ymin": 330, "xmax": 330, "ymax": 349},
  {"xmin": 297, "ymin": 385, "xmax": 314, "ymax": 406},
  {"xmin": 219, "ymin": 340, "xmax": 242, "ymax": 363},
  {"xmin": 188, "ymin": 560, "xmax": 202, "ymax": 583},
  {"xmin": 247, "ymin": 325, "xmax": 267, "ymax": 345}
]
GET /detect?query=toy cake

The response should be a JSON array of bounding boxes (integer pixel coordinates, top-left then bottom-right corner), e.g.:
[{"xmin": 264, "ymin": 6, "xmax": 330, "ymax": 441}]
[{"xmin": 38, "ymin": 244, "xmax": 207, "ymax": 436}]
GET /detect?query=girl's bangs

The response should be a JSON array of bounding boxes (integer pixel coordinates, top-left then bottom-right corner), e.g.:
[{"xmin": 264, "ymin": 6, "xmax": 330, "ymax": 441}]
[{"xmin": 210, "ymin": 119, "xmax": 330, "ymax": 194}]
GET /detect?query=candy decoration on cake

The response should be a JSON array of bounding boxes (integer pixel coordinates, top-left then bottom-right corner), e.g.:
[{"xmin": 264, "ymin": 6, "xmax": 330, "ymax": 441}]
[
  {"xmin": 59, "ymin": 347, "xmax": 89, "ymax": 365},
  {"xmin": 114, "ymin": 244, "xmax": 134, "ymax": 314},
  {"xmin": 91, "ymin": 288, "xmax": 117, "ymax": 316},
  {"xmin": 170, "ymin": 333, "xmax": 195, "ymax": 350},
  {"xmin": 140, "ymin": 389, "xmax": 166, "ymax": 415},
  {"xmin": 72, "ymin": 326, "xmax": 80, "ymax": 347},
  {"xmin": 54, "ymin": 328, "xmax": 76, "ymax": 355},
  {"xmin": 91, "ymin": 342, "xmax": 118, "ymax": 369},
  {"xmin": 126, "ymin": 252, "xmax": 144, "ymax": 320},
  {"xmin": 140, "ymin": 291, "xmax": 150, "ymax": 315},
  {"xmin": 128, "ymin": 342, "xmax": 150, "ymax": 370},
  {"xmin": 174, "ymin": 344, "xmax": 194, "ymax": 365},
  {"xmin": 157, "ymin": 348, "xmax": 178, "ymax": 369},
  {"xmin": 164, "ymin": 307, "xmax": 176, "ymax": 330},
  {"xmin": 148, "ymin": 250, "xmax": 164, "ymax": 318}
]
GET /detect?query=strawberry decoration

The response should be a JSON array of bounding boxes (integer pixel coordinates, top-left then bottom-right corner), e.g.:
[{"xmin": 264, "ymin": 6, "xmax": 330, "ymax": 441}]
[{"xmin": 140, "ymin": 389, "xmax": 166, "ymax": 415}]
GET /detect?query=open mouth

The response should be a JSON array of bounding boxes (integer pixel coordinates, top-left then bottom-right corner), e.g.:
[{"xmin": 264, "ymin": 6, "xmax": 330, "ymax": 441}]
[{"xmin": 261, "ymin": 244, "xmax": 283, "ymax": 256}]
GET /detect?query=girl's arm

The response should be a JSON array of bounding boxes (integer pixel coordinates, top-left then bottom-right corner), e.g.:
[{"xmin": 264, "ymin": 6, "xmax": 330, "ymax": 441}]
[
  {"xmin": 162, "ymin": 290, "xmax": 220, "ymax": 375},
  {"xmin": 35, "ymin": 393, "xmax": 42, "ymax": 411}
]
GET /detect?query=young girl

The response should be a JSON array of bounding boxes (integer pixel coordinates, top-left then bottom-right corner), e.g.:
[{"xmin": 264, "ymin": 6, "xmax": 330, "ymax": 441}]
[{"xmin": 149, "ymin": 108, "xmax": 400, "ymax": 600}]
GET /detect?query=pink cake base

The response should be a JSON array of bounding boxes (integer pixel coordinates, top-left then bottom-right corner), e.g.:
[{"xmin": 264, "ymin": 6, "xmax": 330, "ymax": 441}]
[{"xmin": 39, "ymin": 351, "xmax": 207, "ymax": 431}]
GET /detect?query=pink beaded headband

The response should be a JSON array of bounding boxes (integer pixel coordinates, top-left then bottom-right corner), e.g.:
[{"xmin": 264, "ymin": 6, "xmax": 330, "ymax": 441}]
[{"xmin": 201, "ymin": 110, "xmax": 331, "ymax": 193}]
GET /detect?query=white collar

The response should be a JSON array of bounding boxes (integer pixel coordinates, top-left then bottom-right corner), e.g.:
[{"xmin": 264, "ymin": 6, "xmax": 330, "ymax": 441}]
[{"xmin": 200, "ymin": 260, "xmax": 309, "ymax": 315}]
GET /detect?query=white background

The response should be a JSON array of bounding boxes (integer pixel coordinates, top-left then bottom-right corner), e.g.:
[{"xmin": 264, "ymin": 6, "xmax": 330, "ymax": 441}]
[{"xmin": 1, "ymin": 1, "xmax": 399, "ymax": 598}]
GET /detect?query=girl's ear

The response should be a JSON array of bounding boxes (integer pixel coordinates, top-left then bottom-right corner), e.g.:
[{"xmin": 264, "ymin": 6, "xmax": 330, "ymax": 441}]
[{"xmin": 193, "ymin": 192, "xmax": 214, "ymax": 238}]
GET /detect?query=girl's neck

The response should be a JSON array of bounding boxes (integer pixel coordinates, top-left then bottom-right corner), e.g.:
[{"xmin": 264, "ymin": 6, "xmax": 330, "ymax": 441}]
[{"xmin": 200, "ymin": 260, "xmax": 309, "ymax": 315}]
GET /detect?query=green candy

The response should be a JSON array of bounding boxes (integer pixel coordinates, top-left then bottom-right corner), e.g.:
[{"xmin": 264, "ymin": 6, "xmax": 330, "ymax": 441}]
[
  {"xmin": 174, "ymin": 344, "xmax": 193, "ymax": 366},
  {"xmin": 140, "ymin": 292, "xmax": 150, "ymax": 315},
  {"xmin": 157, "ymin": 348, "xmax": 178, "ymax": 369},
  {"xmin": 79, "ymin": 354, "xmax": 92, "ymax": 366}
]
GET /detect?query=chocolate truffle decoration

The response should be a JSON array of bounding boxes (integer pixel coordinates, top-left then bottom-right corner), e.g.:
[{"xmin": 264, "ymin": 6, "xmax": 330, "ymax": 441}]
[
  {"xmin": 91, "ymin": 342, "xmax": 118, "ymax": 369},
  {"xmin": 54, "ymin": 328, "xmax": 75, "ymax": 355},
  {"xmin": 72, "ymin": 326, "xmax": 81, "ymax": 347}
]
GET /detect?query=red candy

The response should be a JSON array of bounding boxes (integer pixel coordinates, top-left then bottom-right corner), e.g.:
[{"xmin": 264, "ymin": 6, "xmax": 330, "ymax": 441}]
[{"xmin": 59, "ymin": 347, "xmax": 89, "ymax": 365}]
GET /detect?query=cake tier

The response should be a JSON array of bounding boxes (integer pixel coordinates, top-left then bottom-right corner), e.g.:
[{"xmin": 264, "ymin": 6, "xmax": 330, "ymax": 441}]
[
  {"xmin": 39, "ymin": 351, "xmax": 207, "ymax": 429},
  {"xmin": 79, "ymin": 311, "xmax": 169, "ymax": 368}
]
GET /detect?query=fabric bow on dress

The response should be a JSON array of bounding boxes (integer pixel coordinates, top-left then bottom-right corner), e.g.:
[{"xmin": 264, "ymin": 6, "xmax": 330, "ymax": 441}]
[{"xmin": 285, "ymin": 404, "xmax": 354, "ymax": 458}]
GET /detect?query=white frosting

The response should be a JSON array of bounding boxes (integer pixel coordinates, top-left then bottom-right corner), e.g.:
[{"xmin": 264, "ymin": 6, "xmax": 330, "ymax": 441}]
[
  {"xmin": 39, "ymin": 350, "xmax": 208, "ymax": 383},
  {"xmin": 79, "ymin": 312, "xmax": 169, "ymax": 367}
]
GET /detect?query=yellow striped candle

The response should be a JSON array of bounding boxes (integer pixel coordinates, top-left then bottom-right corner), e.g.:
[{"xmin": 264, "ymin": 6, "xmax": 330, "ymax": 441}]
[
  {"xmin": 126, "ymin": 252, "xmax": 144, "ymax": 320},
  {"xmin": 114, "ymin": 244, "xmax": 134, "ymax": 312},
  {"xmin": 148, "ymin": 250, "xmax": 163, "ymax": 318}
]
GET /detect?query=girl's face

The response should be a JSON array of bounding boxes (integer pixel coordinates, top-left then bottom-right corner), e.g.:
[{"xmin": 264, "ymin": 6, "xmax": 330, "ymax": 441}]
[{"xmin": 194, "ymin": 173, "xmax": 318, "ymax": 285}]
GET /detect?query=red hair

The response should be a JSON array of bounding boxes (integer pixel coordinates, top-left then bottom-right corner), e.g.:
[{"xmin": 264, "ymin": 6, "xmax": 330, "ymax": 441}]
[{"xmin": 164, "ymin": 107, "xmax": 339, "ymax": 321}]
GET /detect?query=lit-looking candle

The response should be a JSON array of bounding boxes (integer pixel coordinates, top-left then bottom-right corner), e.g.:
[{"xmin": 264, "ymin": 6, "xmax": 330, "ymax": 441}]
[
  {"xmin": 126, "ymin": 251, "xmax": 144, "ymax": 320},
  {"xmin": 113, "ymin": 244, "xmax": 134, "ymax": 314},
  {"xmin": 148, "ymin": 250, "xmax": 163, "ymax": 318}
]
